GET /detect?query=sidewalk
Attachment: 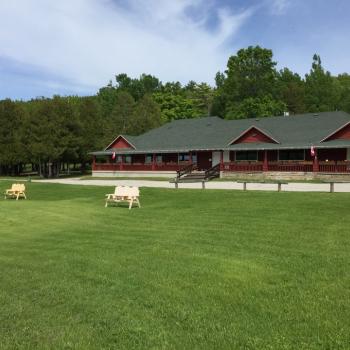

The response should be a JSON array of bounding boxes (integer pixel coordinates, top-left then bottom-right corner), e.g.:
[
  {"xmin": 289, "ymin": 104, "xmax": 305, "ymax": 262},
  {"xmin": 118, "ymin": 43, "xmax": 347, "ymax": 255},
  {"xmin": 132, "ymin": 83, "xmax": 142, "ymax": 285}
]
[{"xmin": 33, "ymin": 178, "xmax": 350, "ymax": 193}]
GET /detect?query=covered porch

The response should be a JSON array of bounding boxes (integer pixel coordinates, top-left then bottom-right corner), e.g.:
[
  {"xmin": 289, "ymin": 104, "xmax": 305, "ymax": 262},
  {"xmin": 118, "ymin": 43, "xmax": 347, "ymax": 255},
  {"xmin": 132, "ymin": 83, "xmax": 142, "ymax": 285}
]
[
  {"xmin": 222, "ymin": 148, "xmax": 350, "ymax": 173},
  {"xmin": 92, "ymin": 147, "xmax": 350, "ymax": 175},
  {"xmin": 92, "ymin": 152, "xmax": 196, "ymax": 173}
]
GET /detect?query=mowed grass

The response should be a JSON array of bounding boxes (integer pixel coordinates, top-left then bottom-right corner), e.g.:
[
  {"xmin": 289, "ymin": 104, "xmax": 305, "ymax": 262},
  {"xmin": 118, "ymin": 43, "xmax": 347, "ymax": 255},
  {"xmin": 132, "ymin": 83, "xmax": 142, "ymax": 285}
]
[{"xmin": 0, "ymin": 182, "xmax": 349, "ymax": 349}]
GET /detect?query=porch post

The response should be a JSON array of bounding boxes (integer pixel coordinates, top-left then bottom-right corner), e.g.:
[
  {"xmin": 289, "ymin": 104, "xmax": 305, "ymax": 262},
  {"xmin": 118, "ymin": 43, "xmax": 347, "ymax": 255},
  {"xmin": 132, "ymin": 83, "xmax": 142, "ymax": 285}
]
[
  {"xmin": 152, "ymin": 153, "xmax": 156, "ymax": 171},
  {"xmin": 220, "ymin": 150, "xmax": 224, "ymax": 171},
  {"xmin": 189, "ymin": 151, "xmax": 192, "ymax": 165},
  {"xmin": 120, "ymin": 155, "xmax": 124, "ymax": 171},
  {"xmin": 263, "ymin": 150, "xmax": 268, "ymax": 172},
  {"xmin": 92, "ymin": 156, "xmax": 96, "ymax": 171},
  {"xmin": 313, "ymin": 149, "xmax": 319, "ymax": 172}
]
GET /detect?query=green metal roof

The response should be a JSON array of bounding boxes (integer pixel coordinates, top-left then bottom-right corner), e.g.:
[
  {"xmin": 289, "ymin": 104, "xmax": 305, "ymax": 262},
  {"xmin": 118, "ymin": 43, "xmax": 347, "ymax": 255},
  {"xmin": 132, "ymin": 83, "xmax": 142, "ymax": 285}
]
[{"xmin": 92, "ymin": 111, "xmax": 350, "ymax": 155}]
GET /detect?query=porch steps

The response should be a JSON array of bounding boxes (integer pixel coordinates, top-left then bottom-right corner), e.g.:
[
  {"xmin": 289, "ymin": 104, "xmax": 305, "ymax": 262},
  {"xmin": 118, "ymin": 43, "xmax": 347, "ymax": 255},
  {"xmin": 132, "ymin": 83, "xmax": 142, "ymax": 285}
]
[{"xmin": 175, "ymin": 171, "xmax": 207, "ymax": 182}]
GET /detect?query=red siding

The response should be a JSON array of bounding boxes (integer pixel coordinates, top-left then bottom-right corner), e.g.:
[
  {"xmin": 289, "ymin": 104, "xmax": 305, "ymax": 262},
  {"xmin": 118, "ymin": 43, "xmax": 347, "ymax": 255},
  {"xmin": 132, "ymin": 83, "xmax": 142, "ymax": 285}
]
[
  {"xmin": 325, "ymin": 123, "xmax": 350, "ymax": 141},
  {"xmin": 108, "ymin": 136, "xmax": 133, "ymax": 149},
  {"xmin": 232, "ymin": 127, "xmax": 276, "ymax": 144}
]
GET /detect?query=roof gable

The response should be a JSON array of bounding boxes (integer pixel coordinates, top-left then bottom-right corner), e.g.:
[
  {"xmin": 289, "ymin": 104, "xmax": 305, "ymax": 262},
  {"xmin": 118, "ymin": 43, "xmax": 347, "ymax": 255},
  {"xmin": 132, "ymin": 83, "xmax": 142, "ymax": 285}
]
[
  {"xmin": 321, "ymin": 121, "xmax": 350, "ymax": 142},
  {"xmin": 229, "ymin": 126, "xmax": 279, "ymax": 145},
  {"xmin": 105, "ymin": 135, "xmax": 136, "ymax": 150}
]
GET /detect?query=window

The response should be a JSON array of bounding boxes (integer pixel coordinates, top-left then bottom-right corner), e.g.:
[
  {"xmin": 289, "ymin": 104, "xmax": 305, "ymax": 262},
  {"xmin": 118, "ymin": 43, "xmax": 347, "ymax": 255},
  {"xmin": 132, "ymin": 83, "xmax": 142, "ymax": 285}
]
[
  {"xmin": 145, "ymin": 154, "xmax": 162, "ymax": 163},
  {"xmin": 145, "ymin": 154, "xmax": 153, "ymax": 164},
  {"xmin": 156, "ymin": 155, "xmax": 163, "ymax": 163},
  {"xmin": 95, "ymin": 156, "xmax": 109, "ymax": 163},
  {"xmin": 179, "ymin": 153, "xmax": 190, "ymax": 162},
  {"xmin": 279, "ymin": 150, "xmax": 304, "ymax": 161},
  {"xmin": 235, "ymin": 151, "xmax": 258, "ymax": 161},
  {"xmin": 124, "ymin": 156, "xmax": 132, "ymax": 164},
  {"xmin": 191, "ymin": 154, "xmax": 197, "ymax": 163}
]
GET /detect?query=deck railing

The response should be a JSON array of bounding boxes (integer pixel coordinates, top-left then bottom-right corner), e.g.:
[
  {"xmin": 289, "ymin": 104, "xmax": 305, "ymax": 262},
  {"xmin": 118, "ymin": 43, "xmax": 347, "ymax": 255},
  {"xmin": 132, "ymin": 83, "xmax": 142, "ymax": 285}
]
[
  {"xmin": 93, "ymin": 163, "xmax": 119, "ymax": 171},
  {"xmin": 176, "ymin": 163, "xmax": 197, "ymax": 179},
  {"xmin": 319, "ymin": 162, "xmax": 350, "ymax": 173},
  {"xmin": 223, "ymin": 162, "xmax": 263, "ymax": 172},
  {"xmin": 122, "ymin": 163, "xmax": 153, "ymax": 171},
  {"xmin": 267, "ymin": 162, "xmax": 313, "ymax": 172},
  {"xmin": 93, "ymin": 162, "xmax": 182, "ymax": 171},
  {"xmin": 93, "ymin": 161, "xmax": 350, "ymax": 173},
  {"xmin": 205, "ymin": 163, "xmax": 221, "ymax": 180}
]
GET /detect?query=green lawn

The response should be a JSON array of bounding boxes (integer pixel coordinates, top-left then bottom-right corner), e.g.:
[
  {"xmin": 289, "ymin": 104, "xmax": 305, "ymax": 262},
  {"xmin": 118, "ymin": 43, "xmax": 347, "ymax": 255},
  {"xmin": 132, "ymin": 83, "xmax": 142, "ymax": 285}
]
[{"xmin": 0, "ymin": 182, "xmax": 349, "ymax": 349}]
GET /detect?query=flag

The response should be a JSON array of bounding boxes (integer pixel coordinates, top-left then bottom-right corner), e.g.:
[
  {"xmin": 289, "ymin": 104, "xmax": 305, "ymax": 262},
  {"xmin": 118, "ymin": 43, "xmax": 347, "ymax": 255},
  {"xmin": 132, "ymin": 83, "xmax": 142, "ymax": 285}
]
[
  {"xmin": 310, "ymin": 146, "xmax": 315, "ymax": 157},
  {"xmin": 112, "ymin": 152, "xmax": 116, "ymax": 160}
]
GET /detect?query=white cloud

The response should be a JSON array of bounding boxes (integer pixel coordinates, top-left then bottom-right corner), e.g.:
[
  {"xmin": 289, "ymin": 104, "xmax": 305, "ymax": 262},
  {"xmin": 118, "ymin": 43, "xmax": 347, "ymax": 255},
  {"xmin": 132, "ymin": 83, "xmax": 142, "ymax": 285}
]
[
  {"xmin": 269, "ymin": 0, "xmax": 290, "ymax": 15},
  {"xmin": 0, "ymin": 0, "xmax": 253, "ymax": 94}
]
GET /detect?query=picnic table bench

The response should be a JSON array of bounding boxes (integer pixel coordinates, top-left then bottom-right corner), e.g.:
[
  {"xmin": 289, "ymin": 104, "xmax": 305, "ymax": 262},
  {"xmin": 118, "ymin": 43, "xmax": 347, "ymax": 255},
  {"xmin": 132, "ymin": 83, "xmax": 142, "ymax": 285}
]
[
  {"xmin": 4, "ymin": 184, "xmax": 27, "ymax": 200},
  {"xmin": 237, "ymin": 180, "xmax": 288, "ymax": 192},
  {"xmin": 105, "ymin": 185, "xmax": 141, "ymax": 209}
]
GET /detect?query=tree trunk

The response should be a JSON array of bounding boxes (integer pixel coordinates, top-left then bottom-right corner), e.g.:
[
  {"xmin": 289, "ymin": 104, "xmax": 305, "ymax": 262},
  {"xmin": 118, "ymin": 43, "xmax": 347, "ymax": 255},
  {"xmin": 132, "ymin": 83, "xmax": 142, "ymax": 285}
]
[{"xmin": 48, "ymin": 160, "xmax": 52, "ymax": 178}]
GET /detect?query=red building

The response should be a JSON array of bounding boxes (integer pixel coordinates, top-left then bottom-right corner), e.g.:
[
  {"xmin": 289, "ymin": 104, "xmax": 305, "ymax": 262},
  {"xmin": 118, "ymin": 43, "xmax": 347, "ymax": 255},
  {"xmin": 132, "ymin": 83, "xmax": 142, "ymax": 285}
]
[{"xmin": 91, "ymin": 111, "xmax": 350, "ymax": 179}]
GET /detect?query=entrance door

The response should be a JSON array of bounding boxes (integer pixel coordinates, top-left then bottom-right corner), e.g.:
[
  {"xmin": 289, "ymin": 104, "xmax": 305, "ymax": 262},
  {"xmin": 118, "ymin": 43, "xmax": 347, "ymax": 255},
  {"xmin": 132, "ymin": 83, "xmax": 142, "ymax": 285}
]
[{"xmin": 196, "ymin": 151, "xmax": 212, "ymax": 170}]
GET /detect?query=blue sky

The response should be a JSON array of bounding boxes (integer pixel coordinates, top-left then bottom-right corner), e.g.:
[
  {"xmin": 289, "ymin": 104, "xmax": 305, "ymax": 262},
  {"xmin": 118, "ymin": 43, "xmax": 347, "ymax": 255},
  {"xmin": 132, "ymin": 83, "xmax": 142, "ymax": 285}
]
[{"xmin": 1, "ymin": 0, "xmax": 350, "ymax": 100}]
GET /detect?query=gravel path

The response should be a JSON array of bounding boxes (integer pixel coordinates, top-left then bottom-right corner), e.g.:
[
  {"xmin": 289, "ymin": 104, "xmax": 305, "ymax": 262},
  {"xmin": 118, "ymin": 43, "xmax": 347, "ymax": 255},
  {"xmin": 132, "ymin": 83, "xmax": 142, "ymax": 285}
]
[{"xmin": 33, "ymin": 178, "xmax": 350, "ymax": 193}]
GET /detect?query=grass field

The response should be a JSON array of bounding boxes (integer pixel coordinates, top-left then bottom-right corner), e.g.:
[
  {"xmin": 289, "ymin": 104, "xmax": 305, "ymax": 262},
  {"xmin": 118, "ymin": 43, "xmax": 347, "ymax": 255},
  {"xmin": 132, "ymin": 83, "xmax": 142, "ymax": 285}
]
[{"xmin": 0, "ymin": 182, "xmax": 349, "ymax": 349}]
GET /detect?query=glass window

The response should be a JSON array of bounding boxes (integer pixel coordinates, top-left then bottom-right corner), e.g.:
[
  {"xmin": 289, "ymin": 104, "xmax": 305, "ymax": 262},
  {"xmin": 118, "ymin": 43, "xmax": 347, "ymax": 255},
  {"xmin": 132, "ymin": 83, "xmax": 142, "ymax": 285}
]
[
  {"xmin": 124, "ymin": 156, "xmax": 131, "ymax": 164},
  {"xmin": 95, "ymin": 156, "xmax": 108, "ymax": 163},
  {"xmin": 279, "ymin": 150, "xmax": 304, "ymax": 161},
  {"xmin": 192, "ymin": 154, "xmax": 197, "ymax": 163},
  {"xmin": 156, "ymin": 155, "xmax": 163, "ymax": 163},
  {"xmin": 145, "ymin": 154, "xmax": 153, "ymax": 164},
  {"xmin": 179, "ymin": 153, "xmax": 190, "ymax": 162},
  {"xmin": 235, "ymin": 151, "xmax": 258, "ymax": 161}
]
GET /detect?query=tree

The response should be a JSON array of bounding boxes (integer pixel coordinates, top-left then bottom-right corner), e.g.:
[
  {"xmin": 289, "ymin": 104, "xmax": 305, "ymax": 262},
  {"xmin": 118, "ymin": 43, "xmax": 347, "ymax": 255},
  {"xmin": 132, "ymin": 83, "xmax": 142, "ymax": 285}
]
[
  {"xmin": 226, "ymin": 95, "xmax": 286, "ymax": 119},
  {"xmin": 129, "ymin": 95, "xmax": 162, "ymax": 134},
  {"xmin": 24, "ymin": 96, "xmax": 80, "ymax": 177},
  {"xmin": 305, "ymin": 54, "xmax": 340, "ymax": 112},
  {"xmin": 97, "ymin": 81, "xmax": 119, "ymax": 118},
  {"xmin": 215, "ymin": 46, "xmax": 283, "ymax": 119},
  {"xmin": 185, "ymin": 82, "xmax": 214, "ymax": 116},
  {"xmin": 115, "ymin": 73, "xmax": 161, "ymax": 100},
  {"xmin": 108, "ymin": 91, "xmax": 135, "ymax": 137},
  {"xmin": 0, "ymin": 99, "xmax": 27, "ymax": 175},
  {"xmin": 153, "ymin": 91, "xmax": 201, "ymax": 122},
  {"xmin": 225, "ymin": 46, "xmax": 278, "ymax": 101},
  {"xmin": 336, "ymin": 73, "xmax": 350, "ymax": 113},
  {"xmin": 277, "ymin": 68, "xmax": 306, "ymax": 114},
  {"xmin": 211, "ymin": 72, "xmax": 227, "ymax": 118}
]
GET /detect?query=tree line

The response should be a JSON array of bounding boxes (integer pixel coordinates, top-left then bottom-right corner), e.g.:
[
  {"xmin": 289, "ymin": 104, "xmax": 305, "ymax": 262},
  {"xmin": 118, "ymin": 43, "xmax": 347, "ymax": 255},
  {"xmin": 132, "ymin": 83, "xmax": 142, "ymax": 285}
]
[{"xmin": 1, "ymin": 46, "xmax": 350, "ymax": 177}]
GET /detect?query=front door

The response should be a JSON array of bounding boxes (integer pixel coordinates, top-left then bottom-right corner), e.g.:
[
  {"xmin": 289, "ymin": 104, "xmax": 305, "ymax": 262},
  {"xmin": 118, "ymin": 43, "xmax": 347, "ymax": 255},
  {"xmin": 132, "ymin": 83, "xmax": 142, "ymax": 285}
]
[{"xmin": 196, "ymin": 151, "xmax": 212, "ymax": 170}]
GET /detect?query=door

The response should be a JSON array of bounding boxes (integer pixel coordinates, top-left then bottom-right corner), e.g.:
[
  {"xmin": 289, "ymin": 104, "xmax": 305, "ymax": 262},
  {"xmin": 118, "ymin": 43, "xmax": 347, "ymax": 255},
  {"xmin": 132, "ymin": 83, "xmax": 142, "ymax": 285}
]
[{"xmin": 196, "ymin": 151, "xmax": 212, "ymax": 170}]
